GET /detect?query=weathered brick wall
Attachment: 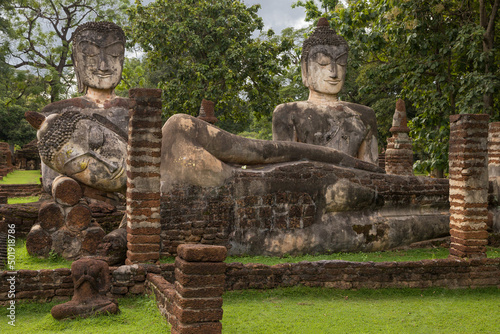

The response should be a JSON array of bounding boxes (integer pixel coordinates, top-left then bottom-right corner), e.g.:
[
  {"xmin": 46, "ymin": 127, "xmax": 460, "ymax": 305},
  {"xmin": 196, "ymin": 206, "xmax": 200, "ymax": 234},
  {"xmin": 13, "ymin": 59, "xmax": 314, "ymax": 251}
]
[
  {"xmin": 161, "ymin": 161, "xmax": 450, "ymax": 256},
  {"xmin": 0, "ymin": 263, "xmax": 175, "ymax": 305},
  {"xmin": 224, "ymin": 258, "xmax": 500, "ymax": 290},
  {"xmin": 126, "ymin": 88, "xmax": 162, "ymax": 264},
  {"xmin": 0, "ymin": 203, "xmax": 40, "ymax": 236},
  {"xmin": 0, "ymin": 184, "xmax": 43, "ymax": 197},
  {"xmin": 449, "ymin": 114, "xmax": 489, "ymax": 259},
  {"xmin": 2, "ymin": 257, "xmax": 499, "ymax": 305},
  {"xmin": 160, "ymin": 186, "xmax": 233, "ymax": 257}
]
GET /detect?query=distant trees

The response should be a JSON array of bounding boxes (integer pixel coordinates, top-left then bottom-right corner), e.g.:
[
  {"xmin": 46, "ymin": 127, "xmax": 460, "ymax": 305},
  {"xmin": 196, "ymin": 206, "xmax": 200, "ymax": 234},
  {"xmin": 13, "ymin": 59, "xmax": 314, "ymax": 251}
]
[{"xmin": 127, "ymin": 0, "xmax": 294, "ymax": 125}]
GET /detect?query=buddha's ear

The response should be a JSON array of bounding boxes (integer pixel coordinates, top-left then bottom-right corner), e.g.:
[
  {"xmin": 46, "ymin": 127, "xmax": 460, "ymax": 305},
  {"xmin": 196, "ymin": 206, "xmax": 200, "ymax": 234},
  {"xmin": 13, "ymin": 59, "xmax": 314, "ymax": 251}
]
[
  {"xmin": 25, "ymin": 111, "xmax": 46, "ymax": 130},
  {"xmin": 301, "ymin": 58, "xmax": 309, "ymax": 87}
]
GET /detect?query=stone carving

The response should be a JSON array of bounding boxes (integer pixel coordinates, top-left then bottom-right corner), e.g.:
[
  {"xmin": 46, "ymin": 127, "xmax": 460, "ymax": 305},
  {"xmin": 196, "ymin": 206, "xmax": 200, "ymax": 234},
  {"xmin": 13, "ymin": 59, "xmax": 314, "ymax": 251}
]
[
  {"xmin": 272, "ymin": 18, "xmax": 378, "ymax": 165},
  {"xmin": 385, "ymin": 99, "xmax": 413, "ymax": 175},
  {"xmin": 51, "ymin": 258, "xmax": 119, "ymax": 320},
  {"xmin": 39, "ymin": 21, "xmax": 128, "ymax": 194},
  {"xmin": 25, "ymin": 21, "xmax": 129, "ymax": 261}
]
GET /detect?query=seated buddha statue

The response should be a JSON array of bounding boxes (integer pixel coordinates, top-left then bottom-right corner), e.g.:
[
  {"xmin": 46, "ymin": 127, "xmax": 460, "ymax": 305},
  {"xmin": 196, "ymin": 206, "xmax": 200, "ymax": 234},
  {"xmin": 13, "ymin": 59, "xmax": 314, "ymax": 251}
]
[{"xmin": 272, "ymin": 18, "xmax": 378, "ymax": 165}]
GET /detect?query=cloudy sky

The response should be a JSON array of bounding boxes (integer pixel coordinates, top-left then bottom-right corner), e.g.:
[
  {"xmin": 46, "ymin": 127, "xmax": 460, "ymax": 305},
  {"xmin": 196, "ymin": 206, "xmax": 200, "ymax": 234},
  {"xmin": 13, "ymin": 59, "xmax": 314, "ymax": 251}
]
[{"xmin": 242, "ymin": 0, "xmax": 310, "ymax": 33}]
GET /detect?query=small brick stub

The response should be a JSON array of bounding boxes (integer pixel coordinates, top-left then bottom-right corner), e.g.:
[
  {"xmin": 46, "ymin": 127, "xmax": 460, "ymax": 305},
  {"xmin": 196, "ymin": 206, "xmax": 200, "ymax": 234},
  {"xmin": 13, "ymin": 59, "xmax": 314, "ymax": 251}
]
[
  {"xmin": 171, "ymin": 244, "xmax": 227, "ymax": 334},
  {"xmin": 177, "ymin": 244, "xmax": 227, "ymax": 262},
  {"xmin": 449, "ymin": 114, "xmax": 489, "ymax": 259},
  {"xmin": 126, "ymin": 88, "xmax": 162, "ymax": 264}
]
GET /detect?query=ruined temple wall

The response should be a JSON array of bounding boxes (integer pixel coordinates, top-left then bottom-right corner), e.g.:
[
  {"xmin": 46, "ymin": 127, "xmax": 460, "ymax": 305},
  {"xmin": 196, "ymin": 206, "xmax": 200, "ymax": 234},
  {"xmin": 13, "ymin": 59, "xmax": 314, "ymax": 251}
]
[
  {"xmin": 161, "ymin": 161, "xmax": 450, "ymax": 257},
  {"xmin": 2, "ymin": 258, "xmax": 499, "ymax": 304}
]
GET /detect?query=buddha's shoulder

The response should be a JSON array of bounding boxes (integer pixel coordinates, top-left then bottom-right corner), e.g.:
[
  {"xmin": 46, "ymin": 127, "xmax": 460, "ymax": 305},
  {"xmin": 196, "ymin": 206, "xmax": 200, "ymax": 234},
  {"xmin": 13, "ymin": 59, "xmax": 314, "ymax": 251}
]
[
  {"xmin": 41, "ymin": 96, "xmax": 130, "ymax": 115},
  {"xmin": 337, "ymin": 101, "xmax": 375, "ymax": 115},
  {"xmin": 273, "ymin": 101, "xmax": 316, "ymax": 113},
  {"xmin": 337, "ymin": 101, "xmax": 377, "ymax": 129},
  {"xmin": 41, "ymin": 97, "xmax": 96, "ymax": 115}
]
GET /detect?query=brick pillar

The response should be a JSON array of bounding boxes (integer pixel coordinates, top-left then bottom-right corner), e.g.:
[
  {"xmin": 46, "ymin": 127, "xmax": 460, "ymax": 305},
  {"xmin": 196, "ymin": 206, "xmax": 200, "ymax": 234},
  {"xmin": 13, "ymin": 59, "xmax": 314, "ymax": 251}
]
[
  {"xmin": 385, "ymin": 99, "xmax": 413, "ymax": 176},
  {"xmin": 171, "ymin": 244, "xmax": 227, "ymax": 334},
  {"xmin": 488, "ymin": 122, "xmax": 500, "ymax": 177},
  {"xmin": 126, "ymin": 88, "xmax": 163, "ymax": 264},
  {"xmin": 449, "ymin": 114, "xmax": 489, "ymax": 259}
]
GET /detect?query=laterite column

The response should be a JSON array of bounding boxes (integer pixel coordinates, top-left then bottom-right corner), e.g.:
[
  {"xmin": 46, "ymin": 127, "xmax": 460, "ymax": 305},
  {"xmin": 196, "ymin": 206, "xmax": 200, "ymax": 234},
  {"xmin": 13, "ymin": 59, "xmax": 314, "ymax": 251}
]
[
  {"xmin": 171, "ymin": 244, "xmax": 227, "ymax": 334},
  {"xmin": 126, "ymin": 88, "xmax": 162, "ymax": 264},
  {"xmin": 449, "ymin": 114, "xmax": 489, "ymax": 259}
]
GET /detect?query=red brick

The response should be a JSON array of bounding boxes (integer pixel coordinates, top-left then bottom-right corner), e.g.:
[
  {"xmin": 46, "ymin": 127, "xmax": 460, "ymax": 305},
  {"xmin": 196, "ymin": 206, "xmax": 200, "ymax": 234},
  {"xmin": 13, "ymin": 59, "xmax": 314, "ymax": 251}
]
[
  {"xmin": 174, "ymin": 282, "xmax": 224, "ymax": 298},
  {"xmin": 171, "ymin": 304, "xmax": 223, "ymax": 324},
  {"xmin": 175, "ymin": 270, "xmax": 225, "ymax": 288},
  {"xmin": 127, "ymin": 242, "xmax": 160, "ymax": 252},
  {"xmin": 174, "ymin": 294, "xmax": 223, "ymax": 310},
  {"xmin": 175, "ymin": 258, "xmax": 226, "ymax": 275},
  {"xmin": 177, "ymin": 244, "xmax": 227, "ymax": 262}
]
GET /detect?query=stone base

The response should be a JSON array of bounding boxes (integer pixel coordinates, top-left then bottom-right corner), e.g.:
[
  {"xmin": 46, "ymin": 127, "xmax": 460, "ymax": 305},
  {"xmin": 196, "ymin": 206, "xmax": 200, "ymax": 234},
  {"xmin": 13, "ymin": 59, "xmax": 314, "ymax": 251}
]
[{"xmin": 161, "ymin": 161, "xmax": 451, "ymax": 256}]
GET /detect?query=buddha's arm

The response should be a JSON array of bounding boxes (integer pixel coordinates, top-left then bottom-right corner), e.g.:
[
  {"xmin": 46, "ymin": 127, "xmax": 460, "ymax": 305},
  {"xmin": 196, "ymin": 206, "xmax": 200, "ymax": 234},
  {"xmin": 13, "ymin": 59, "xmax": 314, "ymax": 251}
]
[{"xmin": 272, "ymin": 104, "xmax": 296, "ymax": 142}]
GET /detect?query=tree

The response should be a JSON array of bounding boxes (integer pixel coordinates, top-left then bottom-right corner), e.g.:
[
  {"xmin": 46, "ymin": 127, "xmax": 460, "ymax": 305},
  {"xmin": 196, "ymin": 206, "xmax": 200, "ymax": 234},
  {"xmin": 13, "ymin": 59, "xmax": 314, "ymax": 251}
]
[
  {"xmin": 296, "ymin": 0, "xmax": 500, "ymax": 175},
  {"xmin": 8, "ymin": 0, "xmax": 130, "ymax": 102},
  {"xmin": 127, "ymin": 0, "xmax": 293, "ymax": 125}
]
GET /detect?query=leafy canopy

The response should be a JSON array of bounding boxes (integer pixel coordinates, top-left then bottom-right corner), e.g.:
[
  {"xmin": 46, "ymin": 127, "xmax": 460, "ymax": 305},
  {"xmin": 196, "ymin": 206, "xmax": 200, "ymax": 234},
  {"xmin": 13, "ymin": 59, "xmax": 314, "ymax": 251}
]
[{"xmin": 127, "ymin": 0, "xmax": 294, "ymax": 124}]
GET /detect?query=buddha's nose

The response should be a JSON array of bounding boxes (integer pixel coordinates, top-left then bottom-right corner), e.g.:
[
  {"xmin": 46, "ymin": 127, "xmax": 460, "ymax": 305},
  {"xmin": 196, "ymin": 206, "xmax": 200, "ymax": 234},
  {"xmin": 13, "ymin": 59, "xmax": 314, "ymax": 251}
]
[
  {"xmin": 98, "ymin": 52, "xmax": 110, "ymax": 71},
  {"xmin": 330, "ymin": 63, "xmax": 338, "ymax": 78}
]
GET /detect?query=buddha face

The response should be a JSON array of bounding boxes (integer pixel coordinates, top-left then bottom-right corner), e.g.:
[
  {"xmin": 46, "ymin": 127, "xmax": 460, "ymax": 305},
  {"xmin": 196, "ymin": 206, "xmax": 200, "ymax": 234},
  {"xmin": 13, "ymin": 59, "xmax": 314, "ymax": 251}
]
[
  {"xmin": 303, "ymin": 44, "xmax": 348, "ymax": 96},
  {"xmin": 48, "ymin": 118, "xmax": 127, "ymax": 192},
  {"xmin": 73, "ymin": 29, "xmax": 125, "ymax": 92}
]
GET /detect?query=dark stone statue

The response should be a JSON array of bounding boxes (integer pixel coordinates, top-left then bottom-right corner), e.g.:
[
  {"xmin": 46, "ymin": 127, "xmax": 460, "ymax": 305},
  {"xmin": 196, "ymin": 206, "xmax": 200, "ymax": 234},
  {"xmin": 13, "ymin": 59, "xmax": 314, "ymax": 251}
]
[
  {"xmin": 51, "ymin": 258, "xmax": 119, "ymax": 320},
  {"xmin": 272, "ymin": 18, "xmax": 378, "ymax": 165}
]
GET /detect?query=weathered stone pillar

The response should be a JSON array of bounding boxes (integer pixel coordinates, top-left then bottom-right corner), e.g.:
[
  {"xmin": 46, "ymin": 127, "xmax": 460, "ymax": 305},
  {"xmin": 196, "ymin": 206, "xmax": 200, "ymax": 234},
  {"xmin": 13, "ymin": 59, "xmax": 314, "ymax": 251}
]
[
  {"xmin": 197, "ymin": 99, "xmax": 218, "ymax": 124},
  {"xmin": 126, "ymin": 88, "xmax": 162, "ymax": 264},
  {"xmin": 488, "ymin": 122, "xmax": 500, "ymax": 177},
  {"xmin": 385, "ymin": 99, "xmax": 413, "ymax": 176},
  {"xmin": 449, "ymin": 114, "xmax": 489, "ymax": 259},
  {"xmin": 171, "ymin": 244, "xmax": 227, "ymax": 334}
]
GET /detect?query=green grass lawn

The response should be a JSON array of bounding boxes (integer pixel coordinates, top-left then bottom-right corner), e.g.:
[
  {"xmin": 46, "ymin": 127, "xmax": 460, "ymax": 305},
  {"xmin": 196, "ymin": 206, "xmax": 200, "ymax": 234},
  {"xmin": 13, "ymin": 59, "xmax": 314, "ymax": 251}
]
[
  {"xmin": 1, "ymin": 288, "xmax": 498, "ymax": 333},
  {"xmin": 0, "ymin": 295, "xmax": 169, "ymax": 334},
  {"xmin": 11, "ymin": 239, "xmax": 72, "ymax": 270},
  {"xmin": 1, "ymin": 170, "xmax": 42, "ymax": 204},
  {"xmin": 0, "ymin": 170, "xmax": 41, "ymax": 184},
  {"xmin": 13, "ymin": 235, "xmax": 500, "ymax": 270},
  {"xmin": 160, "ymin": 246, "xmax": 500, "ymax": 265},
  {"xmin": 222, "ymin": 286, "xmax": 500, "ymax": 334}
]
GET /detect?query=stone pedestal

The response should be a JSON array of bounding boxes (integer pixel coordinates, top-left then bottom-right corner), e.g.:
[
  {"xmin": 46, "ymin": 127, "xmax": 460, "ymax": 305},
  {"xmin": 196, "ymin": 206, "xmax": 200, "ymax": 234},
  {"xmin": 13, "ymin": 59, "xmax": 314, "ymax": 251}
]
[
  {"xmin": 170, "ymin": 244, "xmax": 227, "ymax": 334},
  {"xmin": 385, "ymin": 99, "xmax": 413, "ymax": 176},
  {"xmin": 126, "ymin": 88, "xmax": 162, "ymax": 264},
  {"xmin": 27, "ymin": 176, "xmax": 105, "ymax": 259},
  {"xmin": 449, "ymin": 114, "xmax": 489, "ymax": 259}
]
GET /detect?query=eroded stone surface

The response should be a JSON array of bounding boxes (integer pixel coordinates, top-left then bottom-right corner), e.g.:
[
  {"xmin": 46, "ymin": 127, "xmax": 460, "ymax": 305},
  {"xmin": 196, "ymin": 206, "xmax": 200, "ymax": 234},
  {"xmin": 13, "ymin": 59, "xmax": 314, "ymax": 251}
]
[{"xmin": 51, "ymin": 258, "xmax": 119, "ymax": 320}]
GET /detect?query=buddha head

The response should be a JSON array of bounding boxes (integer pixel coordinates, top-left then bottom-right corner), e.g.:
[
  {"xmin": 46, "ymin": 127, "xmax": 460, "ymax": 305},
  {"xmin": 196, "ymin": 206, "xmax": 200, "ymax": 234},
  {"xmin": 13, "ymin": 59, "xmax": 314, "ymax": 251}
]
[
  {"xmin": 301, "ymin": 18, "xmax": 349, "ymax": 97},
  {"xmin": 71, "ymin": 22, "xmax": 126, "ymax": 94},
  {"xmin": 27, "ymin": 111, "xmax": 127, "ymax": 192}
]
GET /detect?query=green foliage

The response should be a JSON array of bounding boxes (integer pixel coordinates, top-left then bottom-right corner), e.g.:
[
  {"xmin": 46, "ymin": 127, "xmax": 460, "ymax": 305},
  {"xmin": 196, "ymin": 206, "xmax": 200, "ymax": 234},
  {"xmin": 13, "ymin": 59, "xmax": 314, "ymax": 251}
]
[
  {"xmin": 127, "ymin": 0, "xmax": 294, "ymax": 125},
  {"xmin": 223, "ymin": 287, "xmax": 500, "ymax": 333},
  {"xmin": 0, "ymin": 170, "xmax": 41, "ymax": 184}
]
